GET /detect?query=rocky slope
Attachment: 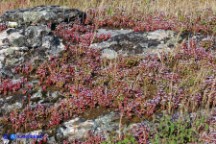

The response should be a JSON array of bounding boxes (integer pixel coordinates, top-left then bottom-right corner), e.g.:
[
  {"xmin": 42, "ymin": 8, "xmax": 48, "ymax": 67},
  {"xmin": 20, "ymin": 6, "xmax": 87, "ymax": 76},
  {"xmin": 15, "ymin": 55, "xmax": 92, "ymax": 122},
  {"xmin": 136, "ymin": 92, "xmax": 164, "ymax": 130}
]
[{"xmin": 0, "ymin": 5, "xmax": 215, "ymax": 144}]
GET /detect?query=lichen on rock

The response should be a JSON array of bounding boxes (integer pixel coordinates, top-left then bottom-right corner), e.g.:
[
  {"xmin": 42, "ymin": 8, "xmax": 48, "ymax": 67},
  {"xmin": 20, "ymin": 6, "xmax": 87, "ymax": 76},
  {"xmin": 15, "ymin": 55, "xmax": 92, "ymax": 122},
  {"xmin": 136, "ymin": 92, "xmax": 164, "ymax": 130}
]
[{"xmin": 0, "ymin": 5, "xmax": 86, "ymax": 26}]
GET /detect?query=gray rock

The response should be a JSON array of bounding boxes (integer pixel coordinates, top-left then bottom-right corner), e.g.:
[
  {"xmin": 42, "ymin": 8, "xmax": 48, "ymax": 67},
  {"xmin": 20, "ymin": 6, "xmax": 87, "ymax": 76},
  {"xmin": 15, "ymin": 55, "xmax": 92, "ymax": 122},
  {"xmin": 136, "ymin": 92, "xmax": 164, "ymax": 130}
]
[
  {"xmin": 0, "ymin": 68, "xmax": 14, "ymax": 79},
  {"xmin": 30, "ymin": 90, "xmax": 62, "ymax": 106},
  {"xmin": 147, "ymin": 30, "xmax": 175, "ymax": 41},
  {"xmin": 93, "ymin": 112, "xmax": 119, "ymax": 139},
  {"xmin": 0, "ymin": 5, "xmax": 86, "ymax": 25},
  {"xmin": 0, "ymin": 46, "xmax": 27, "ymax": 68},
  {"xmin": 55, "ymin": 112, "xmax": 120, "ymax": 141},
  {"xmin": 91, "ymin": 29, "xmax": 182, "ymax": 56},
  {"xmin": 90, "ymin": 29, "xmax": 132, "ymax": 49},
  {"xmin": 96, "ymin": 29, "xmax": 133, "ymax": 38},
  {"xmin": 0, "ymin": 25, "xmax": 65, "ymax": 74},
  {"xmin": 0, "ymin": 28, "xmax": 25, "ymax": 47},
  {"xmin": 0, "ymin": 25, "xmax": 60, "ymax": 49},
  {"xmin": 1, "ymin": 101, "xmax": 22, "ymax": 114},
  {"xmin": 101, "ymin": 49, "xmax": 118, "ymax": 59},
  {"xmin": 56, "ymin": 117, "xmax": 90, "ymax": 141},
  {"xmin": 25, "ymin": 25, "xmax": 51, "ymax": 48},
  {"xmin": 48, "ymin": 136, "xmax": 57, "ymax": 144},
  {"xmin": 42, "ymin": 35, "xmax": 65, "ymax": 56}
]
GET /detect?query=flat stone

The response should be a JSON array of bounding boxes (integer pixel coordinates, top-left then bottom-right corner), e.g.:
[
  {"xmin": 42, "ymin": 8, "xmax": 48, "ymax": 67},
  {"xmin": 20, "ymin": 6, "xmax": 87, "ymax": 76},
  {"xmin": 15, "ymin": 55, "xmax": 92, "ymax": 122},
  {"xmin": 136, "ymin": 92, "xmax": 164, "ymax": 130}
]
[{"xmin": 91, "ymin": 29, "xmax": 182, "ymax": 56}]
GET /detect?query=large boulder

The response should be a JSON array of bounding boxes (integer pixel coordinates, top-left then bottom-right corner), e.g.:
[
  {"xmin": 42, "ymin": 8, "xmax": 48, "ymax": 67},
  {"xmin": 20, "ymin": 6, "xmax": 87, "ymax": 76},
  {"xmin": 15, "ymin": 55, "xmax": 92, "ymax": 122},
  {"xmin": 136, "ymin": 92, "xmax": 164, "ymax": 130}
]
[
  {"xmin": 0, "ymin": 5, "xmax": 86, "ymax": 26},
  {"xmin": 0, "ymin": 26, "xmax": 64, "ymax": 70}
]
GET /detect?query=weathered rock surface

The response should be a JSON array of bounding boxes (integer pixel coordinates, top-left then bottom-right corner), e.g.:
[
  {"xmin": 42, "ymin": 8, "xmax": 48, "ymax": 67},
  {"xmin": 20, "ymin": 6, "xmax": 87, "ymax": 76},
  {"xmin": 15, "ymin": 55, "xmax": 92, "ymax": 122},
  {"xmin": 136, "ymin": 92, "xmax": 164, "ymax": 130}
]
[
  {"xmin": 101, "ymin": 48, "xmax": 118, "ymax": 59},
  {"xmin": 91, "ymin": 29, "xmax": 182, "ymax": 57},
  {"xmin": 0, "ymin": 26, "xmax": 64, "ymax": 49},
  {"xmin": 0, "ymin": 26, "xmax": 64, "ymax": 79},
  {"xmin": 0, "ymin": 6, "xmax": 84, "ymax": 74},
  {"xmin": 0, "ymin": 5, "xmax": 86, "ymax": 26},
  {"xmin": 55, "ymin": 112, "xmax": 120, "ymax": 141},
  {"xmin": 92, "ymin": 29, "xmax": 216, "ymax": 58}
]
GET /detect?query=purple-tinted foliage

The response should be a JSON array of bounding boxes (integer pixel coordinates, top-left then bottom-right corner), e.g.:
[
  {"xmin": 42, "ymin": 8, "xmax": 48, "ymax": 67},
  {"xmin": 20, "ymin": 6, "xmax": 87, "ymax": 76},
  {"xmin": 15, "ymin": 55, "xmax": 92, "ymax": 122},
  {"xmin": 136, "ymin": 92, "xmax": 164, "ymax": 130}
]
[{"xmin": 1, "ymin": 10, "xmax": 216, "ymax": 143}]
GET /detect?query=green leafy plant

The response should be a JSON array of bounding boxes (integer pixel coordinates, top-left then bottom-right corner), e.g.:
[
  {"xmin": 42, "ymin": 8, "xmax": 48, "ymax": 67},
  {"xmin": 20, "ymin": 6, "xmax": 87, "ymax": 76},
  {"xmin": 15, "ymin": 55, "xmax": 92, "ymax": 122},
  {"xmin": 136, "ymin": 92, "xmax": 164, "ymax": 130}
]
[{"xmin": 150, "ymin": 113, "xmax": 209, "ymax": 144}]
